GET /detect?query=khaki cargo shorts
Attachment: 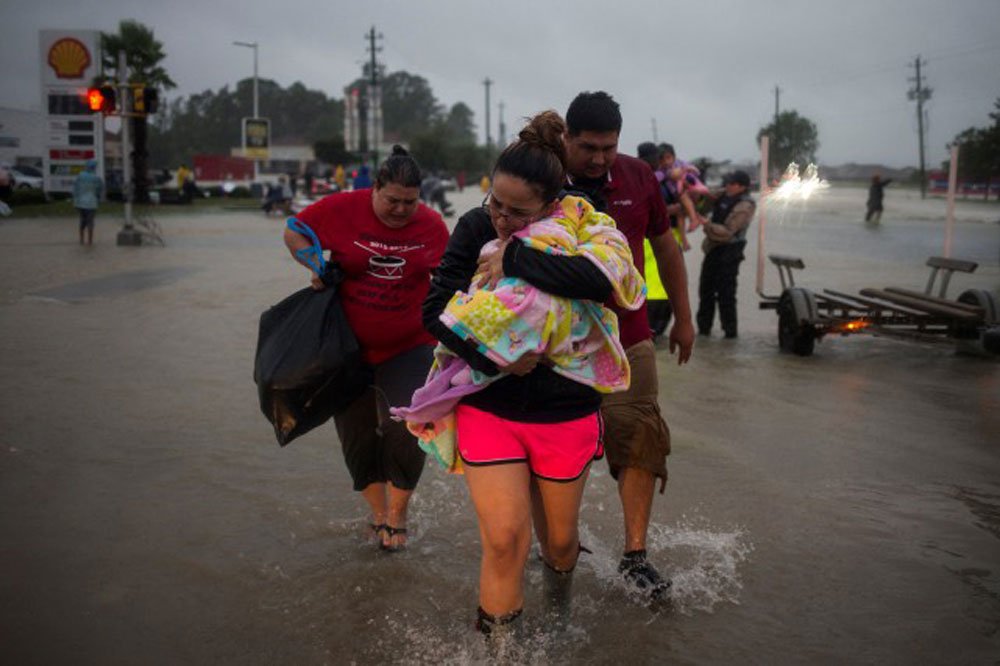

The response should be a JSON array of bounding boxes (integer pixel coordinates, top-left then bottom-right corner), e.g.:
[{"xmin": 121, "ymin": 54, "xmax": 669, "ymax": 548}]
[{"xmin": 600, "ymin": 339, "xmax": 671, "ymax": 492}]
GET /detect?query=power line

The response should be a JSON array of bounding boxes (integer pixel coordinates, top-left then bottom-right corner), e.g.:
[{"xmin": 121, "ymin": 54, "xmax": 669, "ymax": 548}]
[{"xmin": 790, "ymin": 40, "xmax": 996, "ymax": 91}]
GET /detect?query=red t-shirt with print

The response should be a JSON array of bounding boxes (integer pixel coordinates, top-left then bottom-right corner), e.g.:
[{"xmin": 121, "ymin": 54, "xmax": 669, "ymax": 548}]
[{"xmin": 296, "ymin": 188, "xmax": 449, "ymax": 365}]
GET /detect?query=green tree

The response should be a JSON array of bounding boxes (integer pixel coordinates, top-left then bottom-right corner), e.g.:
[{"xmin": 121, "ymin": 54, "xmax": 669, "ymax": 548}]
[
  {"xmin": 757, "ymin": 110, "xmax": 820, "ymax": 175},
  {"xmin": 947, "ymin": 97, "xmax": 1000, "ymax": 200},
  {"xmin": 313, "ymin": 135, "xmax": 355, "ymax": 166},
  {"xmin": 409, "ymin": 124, "xmax": 452, "ymax": 170},
  {"xmin": 101, "ymin": 20, "xmax": 176, "ymax": 202},
  {"xmin": 443, "ymin": 102, "xmax": 476, "ymax": 144},
  {"xmin": 149, "ymin": 79, "xmax": 343, "ymax": 169}
]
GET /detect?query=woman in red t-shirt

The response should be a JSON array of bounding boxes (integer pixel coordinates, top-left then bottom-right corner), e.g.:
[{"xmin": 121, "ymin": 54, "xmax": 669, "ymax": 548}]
[{"xmin": 283, "ymin": 146, "xmax": 448, "ymax": 551}]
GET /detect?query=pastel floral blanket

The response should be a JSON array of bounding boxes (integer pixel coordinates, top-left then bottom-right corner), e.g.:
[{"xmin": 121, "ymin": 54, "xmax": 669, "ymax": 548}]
[{"xmin": 391, "ymin": 195, "xmax": 645, "ymax": 472}]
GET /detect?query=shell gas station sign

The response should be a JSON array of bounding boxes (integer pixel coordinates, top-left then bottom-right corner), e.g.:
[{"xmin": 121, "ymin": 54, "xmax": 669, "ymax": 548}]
[{"xmin": 39, "ymin": 30, "xmax": 104, "ymax": 193}]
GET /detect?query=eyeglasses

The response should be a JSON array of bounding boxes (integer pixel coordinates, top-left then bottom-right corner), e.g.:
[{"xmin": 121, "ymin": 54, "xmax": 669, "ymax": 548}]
[{"xmin": 482, "ymin": 191, "xmax": 548, "ymax": 225}]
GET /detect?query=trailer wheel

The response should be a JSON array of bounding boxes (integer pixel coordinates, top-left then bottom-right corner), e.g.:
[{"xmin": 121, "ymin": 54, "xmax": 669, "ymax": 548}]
[
  {"xmin": 778, "ymin": 288, "xmax": 817, "ymax": 356},
  {"xmin": 955, "ymin": 290, "xmax": 1000, "ymax": 355},
  {"xmin": 957, "ymin": 289, "xmax": 998, "ymax": 324}
]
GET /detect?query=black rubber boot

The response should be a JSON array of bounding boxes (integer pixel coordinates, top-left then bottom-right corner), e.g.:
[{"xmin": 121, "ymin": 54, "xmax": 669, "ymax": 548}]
[
  {"xmin": 475, "ymin": 606, "xmax": 522, "ymax": 636},
  {"xmin": 475, "ymin": 606, "xmax": 523, "ymax": 658}
]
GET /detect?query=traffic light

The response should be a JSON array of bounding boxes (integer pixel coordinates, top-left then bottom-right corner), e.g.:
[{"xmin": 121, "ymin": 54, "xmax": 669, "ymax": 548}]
[
  {"xmin": 85, "ymin": 85, "xmax": 116, "ymax": 114},
  {"xmin": 129, "ymin": 85, "xmax": 159, "ymax": 115},
  {"xmin": 143, "ymin": 87, "xmax": 159, "ymax": 114}
]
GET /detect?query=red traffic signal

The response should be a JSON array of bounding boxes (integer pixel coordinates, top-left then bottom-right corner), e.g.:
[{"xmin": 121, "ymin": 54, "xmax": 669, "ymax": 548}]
[
  {"xmin": 86, "ymin": 88, "xmax": 104, "ymax": 112},
  {"xmin": 85, "ymin": 85, "xmax": 117, "ymax": 114}
]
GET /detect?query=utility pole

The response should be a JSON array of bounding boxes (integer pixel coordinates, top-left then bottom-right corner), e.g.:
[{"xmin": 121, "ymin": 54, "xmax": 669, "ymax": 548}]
[
  {"xmin": 498, "ymin": 100, "xmax": 507, "ymax": 147},
  {"xmin": 908, "ymin": 56, "xmax": 932, "ymax": 198},
  {"xmin": 483, "ymin": 77, "xmax": 493, "ymax": 155},
  {"xmin": 233, "ymin": 41, "xmax": 259, "ymax": 185},
  {"xmin": 773, "ymin": 85, "xmax": 781, "ymax": 173},
  {"xmin": 365, "ymin": 26, "xmax": 383, "ymax": 166},
  {"xmin": 651, "ymin": 117, "xmax": 658, "ymax": 143},
  {"xmin": 762, "ymin": 84, "xmax": 784, "ymax": 178}
]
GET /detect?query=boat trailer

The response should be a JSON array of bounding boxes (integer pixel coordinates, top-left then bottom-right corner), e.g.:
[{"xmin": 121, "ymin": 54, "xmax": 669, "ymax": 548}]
[{"xmin": 758, "ymin": 255, "xmax": 1000, "ymax": 357}]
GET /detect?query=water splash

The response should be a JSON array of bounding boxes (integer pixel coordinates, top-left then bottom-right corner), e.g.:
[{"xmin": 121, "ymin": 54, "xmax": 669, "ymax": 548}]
[{"xmin": 579, "ymin": 517, "xmax": 752, "ymax": 615}]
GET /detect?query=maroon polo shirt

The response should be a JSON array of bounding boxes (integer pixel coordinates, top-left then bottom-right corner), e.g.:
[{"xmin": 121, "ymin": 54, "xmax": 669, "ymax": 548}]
[{"xmin": 571, "ymin": 154, "xmax": 670, "ymax": 348}]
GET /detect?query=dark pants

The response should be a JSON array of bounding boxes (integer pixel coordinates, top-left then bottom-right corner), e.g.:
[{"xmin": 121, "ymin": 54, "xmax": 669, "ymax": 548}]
[
  {"xmin": 78, "ymin": 208, "xmax": 96, "ymax": 229},
  {"xmin": 697, "ymin": 241, "xmax": 746, "ymax": 337},
  {"xmin": 865, "ymin": 203, "xmax": 883, "ymax": 222},
  {"xmin": 646, "ymin": 300, "xmax": 672, "ymax": 339},
  {"xmin": 334, "ymin": 344, "xmax": 432, "ymax": 492}
]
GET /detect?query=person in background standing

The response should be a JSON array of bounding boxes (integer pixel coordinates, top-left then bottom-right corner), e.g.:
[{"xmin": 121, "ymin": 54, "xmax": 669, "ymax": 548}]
[
  {"xmin": 303, "ymin": 167, "xmax": 314, "ymax": 198},
  {"xmin": 73, "ymin": 160, "xmax": 104, "ymax": 246},
  {"xmin": 637, "ymin": 142, "xmax": 683, "ymax": 339},
  {"xmin": 353, "ymin": 164, "xmax": 372, "ymax": 190},
  {"xmin": 176, "ymin": 164, "xmax": 190, "ymax": 191},
  {"xmin": 865, "ymin": 173, "xmax": 892, "ymax": 223},
  {"xmin": 696, "ymin": 170, "xmax": 756, "ymax": 338}
]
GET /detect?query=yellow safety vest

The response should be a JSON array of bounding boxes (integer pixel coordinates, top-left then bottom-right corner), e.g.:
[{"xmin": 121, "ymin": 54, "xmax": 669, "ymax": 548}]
[{"xmin": 643, "ymin": 228, "xmax": 683, "ymax": 301}]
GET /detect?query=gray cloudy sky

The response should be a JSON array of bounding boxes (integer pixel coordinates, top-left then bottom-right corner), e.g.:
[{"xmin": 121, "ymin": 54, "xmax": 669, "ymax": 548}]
[{"xmin": 3, "ymin": 0, "xmax": 998, "ymax": 168}]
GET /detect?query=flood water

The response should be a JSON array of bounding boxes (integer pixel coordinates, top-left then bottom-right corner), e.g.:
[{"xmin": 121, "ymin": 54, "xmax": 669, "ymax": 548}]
[{"xmin": 1, "ymin": 186, "xmax": 998, "ymax": 664}]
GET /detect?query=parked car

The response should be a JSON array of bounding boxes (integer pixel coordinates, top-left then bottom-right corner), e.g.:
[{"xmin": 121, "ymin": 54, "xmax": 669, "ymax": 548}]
[{"xmin": 10, "ymin": 165, "xmax": 44, "ymax": 191}]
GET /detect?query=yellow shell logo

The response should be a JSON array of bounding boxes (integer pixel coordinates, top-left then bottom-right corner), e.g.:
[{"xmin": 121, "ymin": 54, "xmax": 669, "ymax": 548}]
[{"xmin": 48, "ymin": 38, "xmax": 92, "ymax": 79}]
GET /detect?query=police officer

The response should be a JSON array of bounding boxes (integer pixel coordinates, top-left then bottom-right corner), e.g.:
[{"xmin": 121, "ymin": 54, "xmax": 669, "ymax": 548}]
[{"xmin": 697, "ymin": 170, "xmax": 756, "ymax": 338}]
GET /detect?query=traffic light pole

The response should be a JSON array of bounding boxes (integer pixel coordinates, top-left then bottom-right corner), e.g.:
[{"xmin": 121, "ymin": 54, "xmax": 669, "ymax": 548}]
[{"xmin": 116, "ymin": 50, "xmax": 143, "ymax": 246}]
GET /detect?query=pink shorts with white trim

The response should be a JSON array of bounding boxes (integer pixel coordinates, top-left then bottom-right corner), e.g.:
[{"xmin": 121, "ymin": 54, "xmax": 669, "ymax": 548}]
[{"xmin": 455, "ymin": 404, "xmax": 604, "ymax": 482}]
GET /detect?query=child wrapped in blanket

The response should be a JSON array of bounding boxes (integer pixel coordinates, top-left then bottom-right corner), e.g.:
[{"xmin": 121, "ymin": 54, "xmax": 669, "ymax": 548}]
[{"xmin": 390, "ymin": 194, "xmax": 645, "ymax": 472}]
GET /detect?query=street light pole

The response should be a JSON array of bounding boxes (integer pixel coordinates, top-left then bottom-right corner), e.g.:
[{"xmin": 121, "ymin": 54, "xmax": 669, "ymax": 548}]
[{"xmin": 233, "ymin": 40, "xmax": 259, "ymax": 185}]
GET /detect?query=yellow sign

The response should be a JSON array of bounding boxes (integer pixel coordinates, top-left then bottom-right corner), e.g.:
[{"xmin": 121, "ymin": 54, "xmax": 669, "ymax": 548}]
[
  {"xmin": 47, "ymin": 37, "xmax": 92, "ymax": 79},
  {"xmin": 243, "ymin": 118, "xmax": 270, "ymax": 160}
]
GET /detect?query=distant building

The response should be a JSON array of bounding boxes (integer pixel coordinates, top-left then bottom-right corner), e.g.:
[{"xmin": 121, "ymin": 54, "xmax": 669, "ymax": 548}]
[
  {"xmin": 232, "ymin": 138, "xmax": 313, "ymax": 180},
  {"xmin": 0, "ymin": 107, "xmax": 45, "ymax": 168},
  {"xmin": 928, "ymin": 170, "xmax": 1000, "ymax": 198}
]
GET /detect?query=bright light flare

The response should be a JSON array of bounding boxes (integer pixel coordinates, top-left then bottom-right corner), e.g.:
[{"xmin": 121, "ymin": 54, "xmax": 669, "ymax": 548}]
[
  {"xmin": 833, "ymin": 319, "xmax": 870, "ymax": 334},
  {"xmin": 767, "ymin": 162, "xmax": 830, "ymax": 202}
]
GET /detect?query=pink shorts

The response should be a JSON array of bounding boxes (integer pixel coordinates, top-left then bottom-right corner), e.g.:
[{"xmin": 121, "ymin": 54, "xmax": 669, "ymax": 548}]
[{"xmin": 455, "ymin": 405, "xmax": 604, "ymax": 482}]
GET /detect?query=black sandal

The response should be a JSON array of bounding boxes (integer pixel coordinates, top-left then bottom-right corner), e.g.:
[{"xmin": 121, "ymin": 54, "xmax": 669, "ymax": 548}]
[
  {"xmin": 368, "ymin": 523, "xmax": 387, "ymax": 542},
  {"xmin": 380, "ymin": 525, "xmax": 408, "ymax": 552}
]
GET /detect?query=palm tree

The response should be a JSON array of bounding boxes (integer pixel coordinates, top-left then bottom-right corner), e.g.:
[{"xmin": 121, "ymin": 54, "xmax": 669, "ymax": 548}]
[{"xmin": 101, "ymin": 20, "xmax": 176, "ymax": 203}]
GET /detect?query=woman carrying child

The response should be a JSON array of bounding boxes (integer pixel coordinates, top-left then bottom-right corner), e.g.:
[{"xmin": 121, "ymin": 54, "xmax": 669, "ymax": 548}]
[{"xmin": 413, "ymin": 111, "xmax": 645, "ymax": 637}]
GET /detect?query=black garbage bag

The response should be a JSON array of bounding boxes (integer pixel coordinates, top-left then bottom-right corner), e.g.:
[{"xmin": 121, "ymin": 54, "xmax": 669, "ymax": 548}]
[{"xmin": 253, "ymin": 262, "xmax": 369, "ymax": 446}]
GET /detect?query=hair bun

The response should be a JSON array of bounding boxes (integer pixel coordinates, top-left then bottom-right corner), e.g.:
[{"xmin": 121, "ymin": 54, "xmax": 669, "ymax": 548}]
[
  {"xmin": 391, "ymin": 144, "xmax": 409, "ymax": 157},
  {"xmin": 518, "ymin": 110, "xmax": 565, "ymax": 155}
]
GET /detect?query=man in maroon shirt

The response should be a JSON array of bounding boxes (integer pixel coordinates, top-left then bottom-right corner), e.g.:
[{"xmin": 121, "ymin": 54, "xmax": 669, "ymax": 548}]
[{"xmin": 563, "ymin": 91, "xmax": 694, "ymax": 600}]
